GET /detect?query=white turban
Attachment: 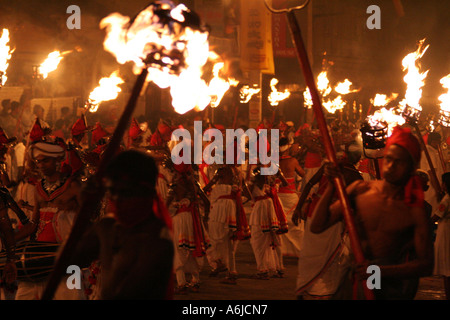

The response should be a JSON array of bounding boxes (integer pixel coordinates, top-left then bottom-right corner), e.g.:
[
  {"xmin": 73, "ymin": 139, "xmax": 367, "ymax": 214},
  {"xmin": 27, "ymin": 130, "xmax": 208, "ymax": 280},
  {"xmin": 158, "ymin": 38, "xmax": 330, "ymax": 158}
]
[{"xmin": 29, "ymin": 141, "xmax": 66, "ymax": 160}]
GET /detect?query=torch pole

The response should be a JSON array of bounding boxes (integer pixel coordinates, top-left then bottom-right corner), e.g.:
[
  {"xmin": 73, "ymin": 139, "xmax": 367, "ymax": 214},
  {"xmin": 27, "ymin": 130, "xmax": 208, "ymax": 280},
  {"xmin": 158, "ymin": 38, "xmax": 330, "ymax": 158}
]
[
  {"xmin": 41, "ymin": 68, "xmax": 149, "ymax": 300},
  {"xmin": 372, "ymin": 159, "xmax": 381, "ymax": 180},
  {"xmin": 411, "ymin": 121, "xmax": 443, "ymax": 198},
  {"xmin": 284, "ymin": 9, "xmax": 374, "ymax": 300}
]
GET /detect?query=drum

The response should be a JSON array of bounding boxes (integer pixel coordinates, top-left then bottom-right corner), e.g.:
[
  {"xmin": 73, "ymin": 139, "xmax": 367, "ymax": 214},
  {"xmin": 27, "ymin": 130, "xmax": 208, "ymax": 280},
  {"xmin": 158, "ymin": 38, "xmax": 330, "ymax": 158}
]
[{"xmin": 0, "ymin": 241, "xmax": 59, "ymax": 282}]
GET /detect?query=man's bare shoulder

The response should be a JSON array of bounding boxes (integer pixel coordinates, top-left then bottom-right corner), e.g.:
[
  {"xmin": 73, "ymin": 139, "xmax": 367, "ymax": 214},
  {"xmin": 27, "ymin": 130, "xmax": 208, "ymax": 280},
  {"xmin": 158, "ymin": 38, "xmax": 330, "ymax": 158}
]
[{"xmin": 347, "ymin": 179, "xmax": 374, "ymax": 196}]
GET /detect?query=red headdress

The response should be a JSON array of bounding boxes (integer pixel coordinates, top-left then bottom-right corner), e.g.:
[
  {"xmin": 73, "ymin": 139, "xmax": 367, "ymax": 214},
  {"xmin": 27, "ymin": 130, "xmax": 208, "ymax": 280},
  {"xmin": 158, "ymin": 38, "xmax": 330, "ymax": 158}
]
[
  {"xmin": 29, "ymin": 118, "xmax": 46, "ymax": 143},
  {"xmin": 71, "ymin": 114, "xmax": 88, "ymax": 137},
  {"xmin": 92, "ymin": 122, "xmax": 108, "ymax": 146},
  {"xmin": 384, "ymin": 126, "xmax": 423, "ymax": 207},
  {"xmin": 129, "ymin": 118, "xmax": 143, "ymax": 141}
]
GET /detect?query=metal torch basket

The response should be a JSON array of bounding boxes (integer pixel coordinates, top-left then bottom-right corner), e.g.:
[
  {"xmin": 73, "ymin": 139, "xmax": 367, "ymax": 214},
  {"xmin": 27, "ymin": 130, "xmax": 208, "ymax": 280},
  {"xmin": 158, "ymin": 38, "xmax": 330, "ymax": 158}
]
[
  {"xmin": 438, "ymin": 109, "xmax": 450, "ymax": 128},
  {"xmin": 402, "ymin": 105, "xmax": 422, "ymax": 125},
  {"xmin": 360, "ymin": 122, "xmax": 388, "ymax": 158}
]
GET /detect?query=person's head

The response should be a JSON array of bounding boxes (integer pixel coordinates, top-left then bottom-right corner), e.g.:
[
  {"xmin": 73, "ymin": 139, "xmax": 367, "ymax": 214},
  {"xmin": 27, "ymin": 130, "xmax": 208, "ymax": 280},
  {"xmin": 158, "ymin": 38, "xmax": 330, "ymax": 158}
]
[
  {"xmin": 104, "ymin": 150, "xmax": 158, "ymax": 226},
  {"xmin": 1, "ymin": 99, "xmax": 10, "ymax": 114},
  {"xmin": 427, "ymin": 132, "xmax": 441, "ymax": 149},
  {"xmin": 442, "ymin": 172, "xmax": 450, "ymax": 193},
  {"xmin": 383, "ymin": 126, "xmax": 420, "ymax": 186},
  {"xmin": 33, "ymin": 104, "xmax": 44, "ymax": 119},
  {"xmin": 61, "ymin": 106, "xmax": 70, "ymax": 117},
  {"xmin": 279, "ymin": 137, "xmax": 290, "ymax": 154},
  {"xmin": 10, "ymin": 101, "xmax": 20, "ymax": 116},
  {"xmin": 29, "ymin": 141, "xmax": 66, "ymax": 177}
]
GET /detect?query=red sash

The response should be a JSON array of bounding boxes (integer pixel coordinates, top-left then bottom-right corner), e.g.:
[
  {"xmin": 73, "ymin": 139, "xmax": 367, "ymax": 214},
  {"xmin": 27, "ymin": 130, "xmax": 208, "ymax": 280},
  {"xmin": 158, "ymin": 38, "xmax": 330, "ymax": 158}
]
[
  {"xmin": 269, "ymin": 187, "xmax": 288, "ymax": 234},
  {"xmin": 278, "ymin": 177, "xmax": 297, "ymax": 194},
  {"xmin": 218, "ymin": 191, "xmax": 251, "ymax": 240},
  {"xmin": 199, "ymin": 163, "xmax": 210, "ymax": 185},
  {"xmin": 36, "ymin": 211, "xmax": 57, "ymax": 243},
  {"xmin": 175, "ymin": 203, "xmax": 209, "ymax": 257}
]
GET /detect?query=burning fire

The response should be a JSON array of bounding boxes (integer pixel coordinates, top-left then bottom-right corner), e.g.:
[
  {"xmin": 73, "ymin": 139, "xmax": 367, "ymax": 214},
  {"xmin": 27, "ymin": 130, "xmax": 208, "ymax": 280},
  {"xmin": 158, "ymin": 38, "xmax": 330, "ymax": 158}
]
[
  {"xmin": 207, "ymin": 62, "xmax": 231, "ymax": 108},
  {"xmin": 303, "ymin": 70, "xmax": 357, "ymax": 114},
  {"xmin": 100, "ymin": 1, "xmax": 212, "ymax": 114},
  {"xmin": 0, "ymin": 28, "xmax": 14, "ymax": 86},
  {"xmin": 240, "ymin": 85, "xmax": 260, "ymax": 103},
  {"xmin": 399, "ymin": 39, "xmax": 429, "ymax": 116},
  {"xmin": 439, "ymin": 74, "xmax": 450, "ymax": 112},
  {"xmin": 38, "ymin": 50, "xmax": 72, "ymax": 79},
  {"xmin": 86, "ymin": 71, "xmax": 125, "ymax": 112},
  {"xmin": 370, "ymin": 93, "xmax": 399, "ymax": 107},
  {"xmin": 322, "ymin": 95, "xmax": 346, "ymax": 114},
  {"xmin": 334, "ymin": 79, "xmax": 360, "ymax": 95},
  {"xmin": 367, "ymin": 107, "xmax": 405, "ymax": 137},
  {"xmin": 268, "ymin": 78, "xmax": 290, "ymax": 106}
]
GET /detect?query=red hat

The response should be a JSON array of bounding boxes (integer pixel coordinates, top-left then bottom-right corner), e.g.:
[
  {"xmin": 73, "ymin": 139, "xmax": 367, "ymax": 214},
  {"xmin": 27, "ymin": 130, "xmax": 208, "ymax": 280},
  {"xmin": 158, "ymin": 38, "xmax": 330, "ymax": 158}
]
[
  {"xmin": 92, "ymin": 122, "xmax": 108, "ymax": 145},
  {"xmin": 385, "ymin": 126, "xmax": 421, "ymax": 164},
  {"xmin": 157, "ymin": 121, "xmax": 173, "ymax": 141},
  {"xmin": 71, "ymin": 114, "xmax": 87, "ymax": 137},
  {"xmin": 129, "ymin": 118, "xmax": 143, "ymax": 141},
  {"xmin": 384, "ymin": 126, "xmax": 423, "ymax": 208},
  {"xmin": 29, "ymin": 118, "xmax": 46, "ymax": 143}
]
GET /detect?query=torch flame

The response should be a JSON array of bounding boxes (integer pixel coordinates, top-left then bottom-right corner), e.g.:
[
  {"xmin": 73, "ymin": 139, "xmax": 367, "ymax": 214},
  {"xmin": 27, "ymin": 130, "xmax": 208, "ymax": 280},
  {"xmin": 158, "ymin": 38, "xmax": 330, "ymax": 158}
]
[
  {"xmin": 0, "ymin": 28, "xmax": 14, "ymax": 86},
  {"xmin": 367, "ymin": 107, "xmax": 405, "ymax": 137},
  {"xmin": 439, "ymin": 74, "xmax": 450, "ymax": 112},
  {"xmin": 322, "ymin": 95, "xmax": 346, "ymax": 114},
  {"xmin": 240, "ymin": 84, "xmax": 261, "ymax": 103},
  {"xmin": 370, "ymin": 93, "xmax": 399, "ymax": 107},
  {"xmin": 100, "ymin": 1, "xmax": 212, "ymax": 114},
  {"xmin": 399, "ymin": 39, "xmax": 429, "ymax": 113},
  {"xmin": 268, "ymin": 78, "xmax": 290, "ymax": 106},
  {"xmin": 87, "ymin": 71, "xmax": 125, "ymax": 112},
  {"xmin": 334, "ymin": 79, "xmax": 360, "ymax": 95},
  {"xmin": 207, "ymin": 62, "xmax": 231, "ymax": 108},
  {"xmin": 38, "ymin": 50, "xmax": 72, "ymax": 79}
]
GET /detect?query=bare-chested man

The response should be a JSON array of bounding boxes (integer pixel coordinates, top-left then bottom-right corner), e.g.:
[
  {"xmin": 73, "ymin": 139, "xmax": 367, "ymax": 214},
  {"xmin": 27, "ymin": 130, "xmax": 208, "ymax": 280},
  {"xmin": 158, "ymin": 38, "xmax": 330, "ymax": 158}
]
[
  {"xmin": 14, "ymin": 140, "xmax": 82, "ymax": 300},
  {"xmin": 71, "ymin": 150, "xmax": 174, "ymax": 299},
  {"xmin": 310, "ymin": 126, "xmax": 433, "ymax": 300},
  {"xmin": 277, "ymin": 137, "xmax": 305, "ymax": 258}
]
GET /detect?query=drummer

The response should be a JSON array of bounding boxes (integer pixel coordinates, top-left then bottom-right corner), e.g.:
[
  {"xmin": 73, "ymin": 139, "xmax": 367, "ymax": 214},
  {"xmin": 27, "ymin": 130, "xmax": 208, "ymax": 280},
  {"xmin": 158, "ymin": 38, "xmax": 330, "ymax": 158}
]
[{"xmin": 14, "ymin": 139, "xmax": 83, "ymax": 300}]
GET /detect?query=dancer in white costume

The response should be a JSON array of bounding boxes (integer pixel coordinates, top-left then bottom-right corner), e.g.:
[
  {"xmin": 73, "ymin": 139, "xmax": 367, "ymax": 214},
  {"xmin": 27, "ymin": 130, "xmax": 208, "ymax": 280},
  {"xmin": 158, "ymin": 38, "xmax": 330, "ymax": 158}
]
[
  {"xmin": 277, "ymin": 138, "xmax": 305, "ymax": 257},
  {"xmin": 166, "ymin": 166, "xmax": 210, "ymax": 294},
  {"xmin": 204, "ymin": 165, "xmax": 250, "ymax": 284},
  {"xmin": 249, "ymin": 169, "xmax": 282, "ymax": 279},
  {"xmin": 432, "ymin": 172, "xmax": 450, "ymax": 300}
]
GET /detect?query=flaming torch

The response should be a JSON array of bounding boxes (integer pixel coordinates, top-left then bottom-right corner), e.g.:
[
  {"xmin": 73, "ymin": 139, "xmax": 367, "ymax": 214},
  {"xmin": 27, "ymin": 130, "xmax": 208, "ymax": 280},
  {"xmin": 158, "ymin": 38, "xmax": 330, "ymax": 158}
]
[
  {"xmin": 37, "ymin": 50, "xmax": 72, "ymax": 79},
  {"xmin": 398, "ymin": 39, "xmax": 442, "ymax": 198},
  {"xmin": 437, "ymin": 74, "xmax": 450, "ymax": 171},
  {"xmin": 264, "ymin": 0, "xmax": 374, "ymax": 300},
  {"xmin": 400, "ymin": 39, "xmax": 429, "ymax": 122},
  {"xmin": 438, "ymin": 74, "xmax": 450, "ymax": 127},
  {"xmin": 85, "ymin": 71, "xmax": 125, "ymax": 112},
  {"xmin": 0, "ymin": 28, "xmax": 14, "ymax": 88},
  {"xmin": 268, "ymin": 78, "xmax": 291, "ymax": 122},
  {"xmin": 42, "ymin": 0, "xmax": 210, "ymax": 300},
  {"xmin": 362, "ymin": 107, "xmax": 405, "ymax": 179}
]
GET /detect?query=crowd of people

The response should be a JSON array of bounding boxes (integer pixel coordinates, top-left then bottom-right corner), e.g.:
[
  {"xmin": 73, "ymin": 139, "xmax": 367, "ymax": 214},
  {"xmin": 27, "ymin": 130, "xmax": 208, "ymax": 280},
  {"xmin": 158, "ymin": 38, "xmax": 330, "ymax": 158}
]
[{"xmin": 0, "ymin": 95, "xmax": 448, "ymax": 300}]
